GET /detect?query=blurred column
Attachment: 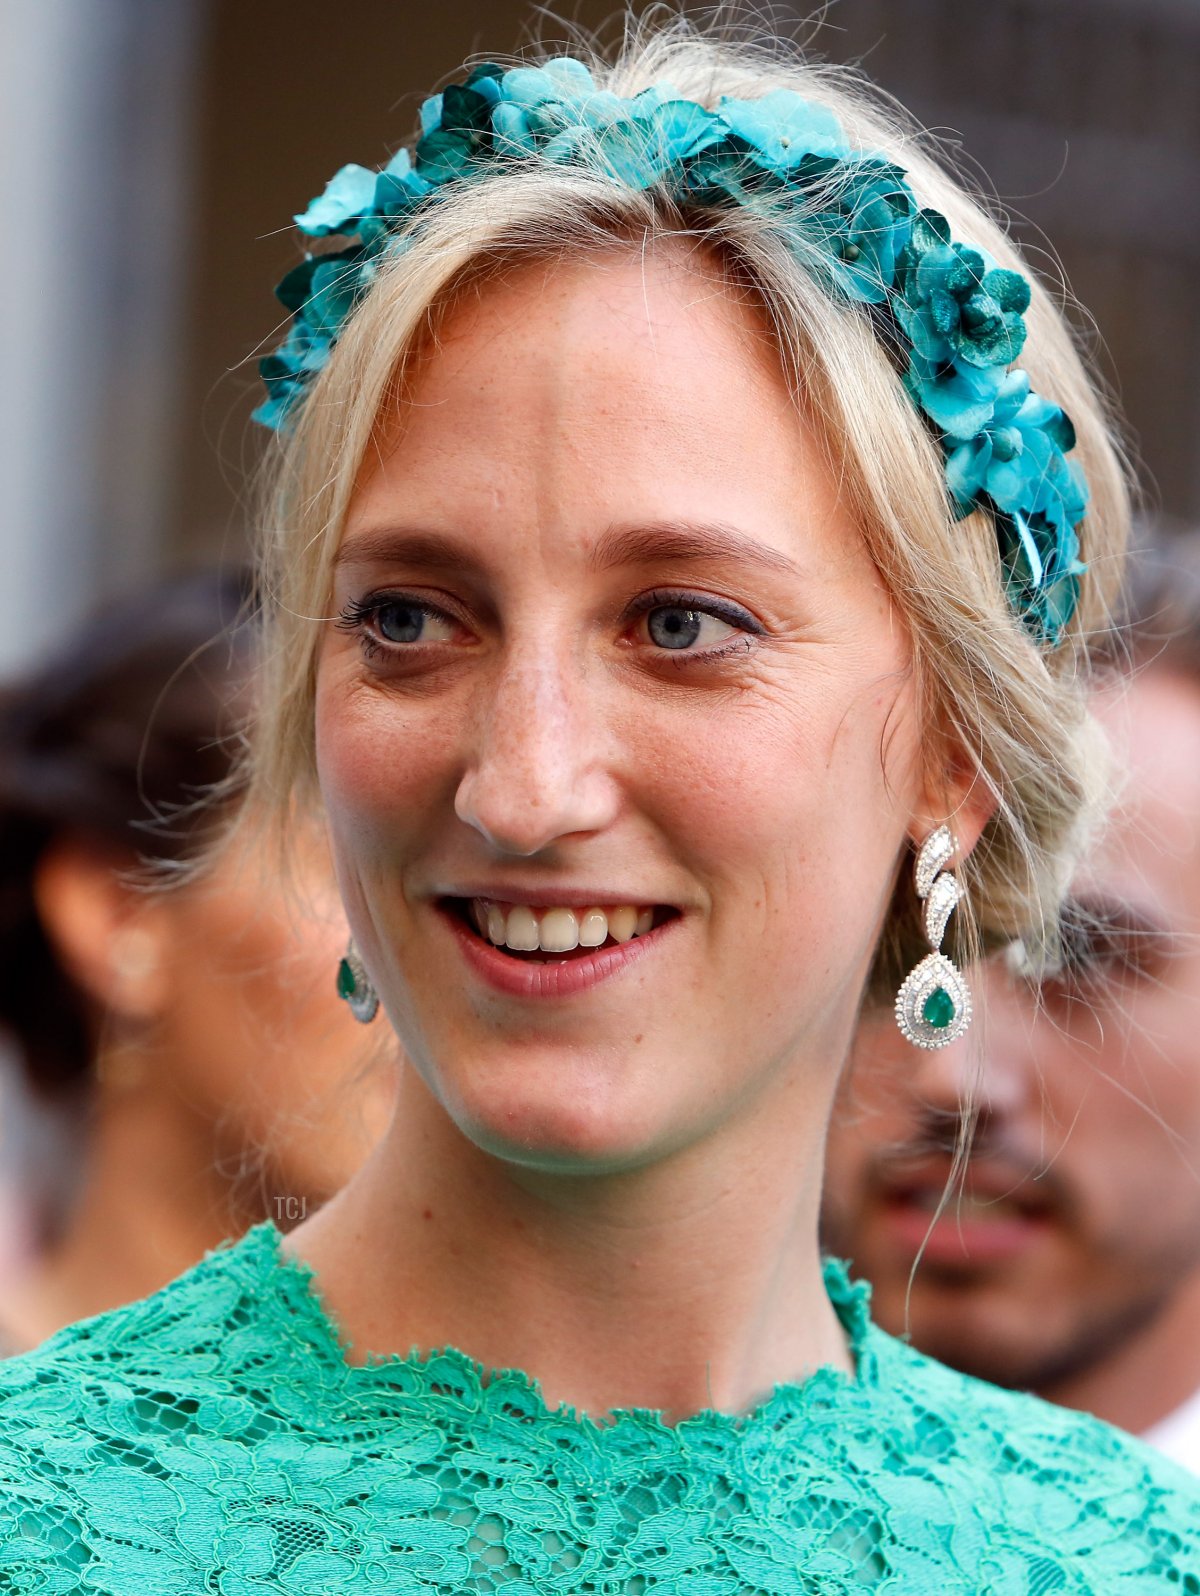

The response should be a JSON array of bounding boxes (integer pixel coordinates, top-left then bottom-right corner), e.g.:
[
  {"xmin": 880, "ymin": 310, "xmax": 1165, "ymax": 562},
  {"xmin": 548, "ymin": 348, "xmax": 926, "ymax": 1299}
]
[{"xmin": 0, "ymin": 0, "xmax": 205, "ymax": 674}]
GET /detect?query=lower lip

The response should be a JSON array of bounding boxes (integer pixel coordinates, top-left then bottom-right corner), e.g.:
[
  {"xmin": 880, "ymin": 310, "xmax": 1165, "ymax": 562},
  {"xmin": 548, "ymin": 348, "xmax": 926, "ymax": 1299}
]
[
  {"xmin": 438, "ymin": 905, "xmax": 676, "ymax": 999},
  {"xmin": 880, "ymin": 1197, "xmax": 1052, "ymax": 1266}
]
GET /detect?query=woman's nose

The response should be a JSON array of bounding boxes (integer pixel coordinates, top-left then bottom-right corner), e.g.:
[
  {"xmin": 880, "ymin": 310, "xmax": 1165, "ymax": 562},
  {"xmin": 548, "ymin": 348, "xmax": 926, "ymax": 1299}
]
[{"xmin": 453, "ymin": 651, "xmax": 620, "ymax": 857}]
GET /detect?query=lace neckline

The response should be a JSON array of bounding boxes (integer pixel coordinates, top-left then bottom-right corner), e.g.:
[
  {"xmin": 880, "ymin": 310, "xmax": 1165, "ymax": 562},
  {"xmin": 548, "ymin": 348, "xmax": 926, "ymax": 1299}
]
[{"xmin": 242, "ymin": 1219, "xmax": 881, "ymax": 1436}]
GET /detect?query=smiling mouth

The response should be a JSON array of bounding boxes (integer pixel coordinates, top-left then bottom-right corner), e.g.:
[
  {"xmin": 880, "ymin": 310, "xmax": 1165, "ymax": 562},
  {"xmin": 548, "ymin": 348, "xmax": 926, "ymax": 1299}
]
[{"xmin": 440, "ymin": 898, "xmax": 680, "ymax": 961}]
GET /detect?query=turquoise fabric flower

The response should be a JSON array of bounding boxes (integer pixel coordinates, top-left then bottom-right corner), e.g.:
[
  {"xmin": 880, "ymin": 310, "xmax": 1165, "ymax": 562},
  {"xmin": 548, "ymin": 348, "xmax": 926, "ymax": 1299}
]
[
  {"xmin": 294, "ymin": 164, "xmax": 378, "ymax": 238},
  {"xmin": 905, "ymin": 352, "xmax": 1008, "ymax": 441},
  {"xmin": 485, "ymin": 59, "xmax": 598, "ymax": 157},
  {"xmin": 276, "ymin": 253, "xmax": 372, "ymax": 339},
  {"xmin": 367, "ymin": 149, "xmax": 432, "ymax": 240},
  {"xmin": 252, "ymin": 54, "xmax": 1091, "ymax": 642},
  {"xmin": 592, "ymin": 98, "xmax": 726, "ymax": 188},
  {"xmin": 945, "ymin": 372, "xmax": 1080, "ymax": 524},
  {"xmin": 806, "ymin": 162, "xmax": 914, "ymax": 305},
  {"xmin": 414, "ymin": 81, "xmax": 498, "ymax": 182},
  {"xmin": 252, "ymin": 247, "xmax": 373, "ymax": 428},
  {"xmin": 1000, "ymin": 510, "xmax": 1085, "ymax": 644},
  {"xmin": 897, "ymin": 210, "xmax": 1030, "ymax": 371},
  {"xmin": 940, "ymin": 369, "xmax": 1087, "ymax": 642},
  {"xmin": 716, "ymin": 90, "xmax": 849, "ymax": 168}
]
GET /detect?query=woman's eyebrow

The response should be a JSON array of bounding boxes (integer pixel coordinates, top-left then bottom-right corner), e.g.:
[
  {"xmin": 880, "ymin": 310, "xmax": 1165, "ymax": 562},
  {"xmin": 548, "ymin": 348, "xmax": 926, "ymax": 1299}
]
[
  {"xmin": 334, "ymin": 520, "xmax": 803, "ymax": 578},
  {"xmin": 335, "ymin": 529, "xmax": 481, "ymax": 573},
  {"xmin": 591, "ymin": 521, "xmax": 802, "ymax": 577}
]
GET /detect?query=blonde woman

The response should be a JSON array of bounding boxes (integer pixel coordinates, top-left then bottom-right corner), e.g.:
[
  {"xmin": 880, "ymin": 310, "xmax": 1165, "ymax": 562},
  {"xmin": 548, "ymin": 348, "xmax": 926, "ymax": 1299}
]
[{"xmin": 1, "ymin": 16, "xmax": 1195, "ymax": 1589}]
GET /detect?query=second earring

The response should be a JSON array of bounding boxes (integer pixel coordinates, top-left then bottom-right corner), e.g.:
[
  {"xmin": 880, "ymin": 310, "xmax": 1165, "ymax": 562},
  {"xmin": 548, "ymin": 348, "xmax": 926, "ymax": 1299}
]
[
  {"xmin": 337, "ymin": 940, "xmax": 379, "ymax": 1025},
  {"xmin": 895, "ymin": 824, "xmax": 972, "ymax": 1049}
]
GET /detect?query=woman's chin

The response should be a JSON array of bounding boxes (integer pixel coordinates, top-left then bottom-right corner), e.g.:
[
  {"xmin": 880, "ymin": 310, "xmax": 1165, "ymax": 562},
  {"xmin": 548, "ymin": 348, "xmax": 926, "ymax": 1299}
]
[{"xmin": 445, "ymin": 1080, "xmax": 673, "ymax": 1177}]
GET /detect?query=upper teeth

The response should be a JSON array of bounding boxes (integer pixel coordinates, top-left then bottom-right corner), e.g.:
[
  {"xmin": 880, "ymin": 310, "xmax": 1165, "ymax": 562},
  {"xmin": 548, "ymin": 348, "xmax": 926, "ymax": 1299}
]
[{"xmin": 470, "ymin": 901, "xmax": 655, "ymax": 953}]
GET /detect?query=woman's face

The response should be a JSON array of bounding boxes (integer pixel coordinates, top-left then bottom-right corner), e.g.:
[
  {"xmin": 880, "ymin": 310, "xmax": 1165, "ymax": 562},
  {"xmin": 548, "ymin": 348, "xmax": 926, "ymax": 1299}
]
[{"xmin": 317, "ymin": 248, "xmax": 928, "ymax": 1175}]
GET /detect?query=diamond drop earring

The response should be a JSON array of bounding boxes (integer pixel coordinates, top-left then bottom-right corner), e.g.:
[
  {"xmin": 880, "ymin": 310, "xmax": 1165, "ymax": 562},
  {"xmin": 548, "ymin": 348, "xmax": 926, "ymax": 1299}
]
[
  {"xmin": 895, "ymin": 824, "xmax": 972, "ymax": 1049},
  {"xmin": 336, "ymin": 940, "xmax": 379, "ymax": 1025}
]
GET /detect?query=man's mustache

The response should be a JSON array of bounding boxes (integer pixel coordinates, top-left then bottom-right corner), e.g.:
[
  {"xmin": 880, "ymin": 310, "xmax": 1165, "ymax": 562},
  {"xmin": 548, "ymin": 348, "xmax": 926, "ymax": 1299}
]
[{"xmin": 867, "ymin": 1105, "xmax": 1074, "ymax": 1221}]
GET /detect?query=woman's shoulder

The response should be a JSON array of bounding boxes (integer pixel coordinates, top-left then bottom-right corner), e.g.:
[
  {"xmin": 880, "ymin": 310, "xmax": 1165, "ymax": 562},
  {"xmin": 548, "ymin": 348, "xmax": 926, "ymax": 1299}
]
[{"xmin": 833, "ymin": 1261, "xmax": 1199, "ymax": 1514}]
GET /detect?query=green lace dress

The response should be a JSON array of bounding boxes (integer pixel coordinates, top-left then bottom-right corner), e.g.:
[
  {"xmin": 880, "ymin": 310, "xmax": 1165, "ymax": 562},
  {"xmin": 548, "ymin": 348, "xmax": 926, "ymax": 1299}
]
[{"xmin": 0, "ymin": 1222, "xmax": 1196, "ymax": 1593}]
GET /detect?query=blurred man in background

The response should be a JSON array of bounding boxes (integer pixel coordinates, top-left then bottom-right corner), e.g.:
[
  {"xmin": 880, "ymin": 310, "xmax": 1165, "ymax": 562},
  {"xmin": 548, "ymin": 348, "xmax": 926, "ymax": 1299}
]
[{"xmin": 824, "ymin": 534, "xmax": 1200, "ymax": 1472}]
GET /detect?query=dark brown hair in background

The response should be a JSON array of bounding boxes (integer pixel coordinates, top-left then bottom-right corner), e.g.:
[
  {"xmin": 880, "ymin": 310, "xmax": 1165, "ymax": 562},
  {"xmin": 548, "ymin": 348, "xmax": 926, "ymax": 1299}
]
[{"xmin": 0, "ymin": 569, "xmax": 254, "ymax": 1098}]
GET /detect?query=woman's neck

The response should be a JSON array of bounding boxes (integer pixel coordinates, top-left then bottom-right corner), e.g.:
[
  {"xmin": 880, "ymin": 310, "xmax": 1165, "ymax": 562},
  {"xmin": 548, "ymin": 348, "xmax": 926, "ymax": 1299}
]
[
  {"xmin": 287, "ymin": 1069, "xmax": 853, "ymax": 1422},
  {"xmin": 0, "ymin": 1043, "xmax": 257, "ymax": 1351}
]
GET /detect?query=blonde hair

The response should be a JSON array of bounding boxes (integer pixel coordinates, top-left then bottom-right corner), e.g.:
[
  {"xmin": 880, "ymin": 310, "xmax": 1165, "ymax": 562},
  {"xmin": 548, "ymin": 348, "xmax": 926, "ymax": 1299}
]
[{"xmin": 246, "ymin": 13, "xmax": 1129, "ymax": 998}]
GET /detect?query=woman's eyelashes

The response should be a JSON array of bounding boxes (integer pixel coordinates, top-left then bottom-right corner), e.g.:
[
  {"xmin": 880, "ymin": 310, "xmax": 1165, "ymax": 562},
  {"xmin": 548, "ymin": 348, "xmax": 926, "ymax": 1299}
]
[
  {"xmin": 337, "ymin": 594, "xmax": 464, "ymax": 657},
  {"xmin": 337, "ymin": 587, "xmax": 765, "ymax": 664},
  {"xmin": 622, "ymin": 589, "xmax": 765, "ymax": 661}
]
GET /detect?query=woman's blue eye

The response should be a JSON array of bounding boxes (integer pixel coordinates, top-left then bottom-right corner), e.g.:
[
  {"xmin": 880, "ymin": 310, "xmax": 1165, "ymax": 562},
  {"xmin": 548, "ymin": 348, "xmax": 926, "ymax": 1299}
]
[
  {"xmin": 341, "ymin": 593, "xmax": 462, "ymax": 647},
  {"xmin": 645, "ymin": 606, "xmax": 738, "ymax": 651},
  {"xmin": 377, "ymin": 600, "xmax": 426, "ymax": 644}
]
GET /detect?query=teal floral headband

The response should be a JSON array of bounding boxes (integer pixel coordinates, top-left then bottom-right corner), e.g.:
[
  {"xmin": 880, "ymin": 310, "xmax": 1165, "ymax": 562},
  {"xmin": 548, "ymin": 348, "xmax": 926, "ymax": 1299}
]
[{"xmin": 256, "ymin": 57, "xmax": 1088, "ymax": 643}]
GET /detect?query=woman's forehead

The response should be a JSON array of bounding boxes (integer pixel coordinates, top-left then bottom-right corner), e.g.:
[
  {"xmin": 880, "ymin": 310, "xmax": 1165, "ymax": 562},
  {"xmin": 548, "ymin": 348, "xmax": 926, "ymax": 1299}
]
[
  {"xmin": 343, "ymin": 250, "xmax": 849, "ymax": 578},
  {"xmin": 393, "ymin": 247, "xmax": 787, "ymax": 435}
]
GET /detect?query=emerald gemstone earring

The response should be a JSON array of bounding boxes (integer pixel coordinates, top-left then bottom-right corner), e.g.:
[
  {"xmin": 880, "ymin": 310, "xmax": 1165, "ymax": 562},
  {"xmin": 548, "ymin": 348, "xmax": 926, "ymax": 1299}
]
[
  {"xmin": 336, "ymin": 940, "xmax": 379, "ymax": 1025},
  {"xmin": 895, "ymin": 824, "xmax": 973, "ymax": 1049}
]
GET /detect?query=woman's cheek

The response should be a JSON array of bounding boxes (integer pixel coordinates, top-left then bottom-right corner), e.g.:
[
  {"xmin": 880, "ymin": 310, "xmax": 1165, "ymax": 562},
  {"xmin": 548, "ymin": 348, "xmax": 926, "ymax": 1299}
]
[{"xmin": 314, "ymin": 673, "xmax": 450, "ymax": 855}]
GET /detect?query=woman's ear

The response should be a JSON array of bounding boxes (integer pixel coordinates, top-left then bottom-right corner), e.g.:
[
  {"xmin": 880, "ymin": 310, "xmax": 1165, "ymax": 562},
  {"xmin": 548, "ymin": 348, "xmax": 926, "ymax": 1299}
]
[
  {"xmin": 33, "ymin": 839, "xmax": 171, "ymax": 1023},
  {"xmin": 908, "ymin": 747, "xmax": 997, "ymax": 864}
]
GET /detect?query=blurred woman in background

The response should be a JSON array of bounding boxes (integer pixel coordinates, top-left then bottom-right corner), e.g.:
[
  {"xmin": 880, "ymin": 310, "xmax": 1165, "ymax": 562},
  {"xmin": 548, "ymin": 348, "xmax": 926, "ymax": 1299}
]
[{"xmin": 0, "ymin": 568, "xmax": 394, "ymax": 1352}]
